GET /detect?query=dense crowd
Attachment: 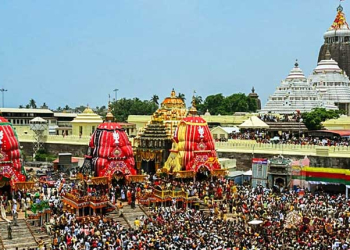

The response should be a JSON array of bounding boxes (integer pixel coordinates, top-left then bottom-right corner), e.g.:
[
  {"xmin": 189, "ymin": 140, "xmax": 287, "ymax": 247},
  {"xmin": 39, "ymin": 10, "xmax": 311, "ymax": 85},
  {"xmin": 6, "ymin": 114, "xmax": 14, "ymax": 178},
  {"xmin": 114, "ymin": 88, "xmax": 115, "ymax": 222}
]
[
  {"xmin": 229, "ymin": 130, "xmax": 349, "ymax": 147},
  {"xmin": 40, "ymin": 176, "xmax": 350, "ymax": 250},
  {"xmin": 2, "ymin": 174, "xmax": 350, "ymax": 249}
]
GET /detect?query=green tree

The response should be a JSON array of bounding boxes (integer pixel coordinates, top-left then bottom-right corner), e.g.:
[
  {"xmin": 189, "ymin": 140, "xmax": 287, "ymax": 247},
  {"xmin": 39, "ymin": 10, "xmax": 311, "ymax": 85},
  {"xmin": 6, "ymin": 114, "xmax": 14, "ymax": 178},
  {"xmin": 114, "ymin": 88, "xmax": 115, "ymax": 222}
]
[
  {"xmin": 96, "ymin": 105, "xmax": 107, "ymax": 116},
  {"xmin": 151, "ymin": 95, "xmax": 159, "ymax": 105},
  {"xmin": 111, "ymin": 98, "xmax": 158, "ymax": 122},
  {"xmin": 198, "ymin": 94, "xmax": 226, "ymax": 115},
  {"xmin": 177, "ymin": 93, "xmax": 186, "ymax": 102},
  {"xmin": 28, "ymin": 99, "xmax": 37, "ymax": 109},
  {"xmin": 57, "ymin": 106, "xmax": 63, "ymax": 112},
  {"xmin": 64, "ymin": 105, "xmax": 70, "ymax": 110},
  {"xmin": 198, "ymin": 93, "xmax": 257, "ymax": 115},
  {"xmin": 19, "ymin": 105, "xmax": 24, "ymax": 108},
  {"xmin": 302, "ymin": 108, "xmax": 343, "ymax": 130},
  {"xmin": 194, "ymin": 95, "xmax": 203, "ymax": 106},
  {"xmin": 74, "ymin": 105, "xmax": 86, "ymax": 113}
]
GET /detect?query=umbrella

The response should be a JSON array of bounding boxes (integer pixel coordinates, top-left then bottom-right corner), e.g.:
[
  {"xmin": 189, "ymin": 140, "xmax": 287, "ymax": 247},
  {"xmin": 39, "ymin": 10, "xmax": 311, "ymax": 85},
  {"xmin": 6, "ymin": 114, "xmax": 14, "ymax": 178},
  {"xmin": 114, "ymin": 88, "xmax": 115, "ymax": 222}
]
[{"xmin": 248, "ymin": 219, "xmax": 263, "ymax": 225}]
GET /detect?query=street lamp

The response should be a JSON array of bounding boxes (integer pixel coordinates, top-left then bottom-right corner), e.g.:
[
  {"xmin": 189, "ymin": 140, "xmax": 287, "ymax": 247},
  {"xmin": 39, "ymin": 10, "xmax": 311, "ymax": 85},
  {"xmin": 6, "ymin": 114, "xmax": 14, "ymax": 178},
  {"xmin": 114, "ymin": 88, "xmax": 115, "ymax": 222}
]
[
  {"xmin": 113, "ymin": 89, "xmax": 119, "ymax": 101},
  {"xmin": 0, "ymin": 88, "xmax": 7, "ymax": 108}
]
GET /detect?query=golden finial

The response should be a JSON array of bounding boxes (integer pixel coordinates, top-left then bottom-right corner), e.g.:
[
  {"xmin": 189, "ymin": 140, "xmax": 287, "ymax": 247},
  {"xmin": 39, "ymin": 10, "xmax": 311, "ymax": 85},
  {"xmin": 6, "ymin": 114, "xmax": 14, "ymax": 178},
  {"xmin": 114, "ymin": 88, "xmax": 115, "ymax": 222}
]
[{"xmin": 171, "ymin": 88, "xmax": 176, "ymax": 98}]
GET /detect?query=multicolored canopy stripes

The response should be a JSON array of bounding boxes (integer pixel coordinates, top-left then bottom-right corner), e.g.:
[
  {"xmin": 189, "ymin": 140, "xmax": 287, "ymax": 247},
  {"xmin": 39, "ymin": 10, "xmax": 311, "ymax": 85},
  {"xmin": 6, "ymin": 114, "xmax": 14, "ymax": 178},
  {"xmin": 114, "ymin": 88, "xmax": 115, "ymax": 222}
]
[
  {"xmin": 83, "ymin": 122, "xmax": 136, "ymax": 179},
  {"xmin": 293, "ymin": 166, "xmax": 350, "ymax": 185},
  {"xmin": 0, "ymin": 117, "xmax": 26, "ymax": 187}
]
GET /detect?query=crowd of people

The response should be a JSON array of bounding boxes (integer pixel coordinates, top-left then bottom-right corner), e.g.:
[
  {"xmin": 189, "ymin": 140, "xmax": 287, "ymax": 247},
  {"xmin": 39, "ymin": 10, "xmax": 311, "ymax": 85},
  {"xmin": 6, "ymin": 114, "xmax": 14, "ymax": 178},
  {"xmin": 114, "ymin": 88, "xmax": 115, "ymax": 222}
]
[
  {"xmin": 228, "ymin": 130, "xmax": 350, "ymax": 147},
  {"xmin": 258, "ymin": 114, "xmax": 302, "ymax": 123},
  {"xmin": 36, "ymin": 176, "xmax": 350, "ymax": 250},
  {"xmin": 2, "ymin": 172, "xmax": 350, "ymax": 249}
]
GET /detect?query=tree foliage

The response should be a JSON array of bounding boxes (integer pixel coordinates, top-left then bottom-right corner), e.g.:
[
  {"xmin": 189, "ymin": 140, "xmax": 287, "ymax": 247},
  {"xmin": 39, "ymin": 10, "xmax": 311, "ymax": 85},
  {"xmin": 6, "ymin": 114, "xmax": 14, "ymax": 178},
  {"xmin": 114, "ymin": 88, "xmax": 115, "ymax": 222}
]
[
  {"xmin": 28, "ymin": 99, "xmax": 37, "ymax": 109},
  {"xmin": 150, "ymin": 95, "xmax": 159, "ymax": 105},
  {"xmin": 197, "ymin": 93, "xmax": 257, "ymax": 115},
  {"xmin": 111, "ymin": 98, "xmax": 158, "ymax": 122},
  {"xmin": 177, "ymin": 93, "xmax": 186, "ymax": 102},
  {"xmin": 302, "ymin": 108, "xmax": 343, "ymax": 130}
]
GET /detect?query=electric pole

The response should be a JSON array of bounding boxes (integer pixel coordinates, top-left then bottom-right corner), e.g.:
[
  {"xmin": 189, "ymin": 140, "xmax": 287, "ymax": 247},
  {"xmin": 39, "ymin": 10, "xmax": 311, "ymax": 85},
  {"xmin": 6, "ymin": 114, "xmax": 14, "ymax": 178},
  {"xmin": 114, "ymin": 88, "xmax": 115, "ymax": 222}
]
[
  {"xmin": 113, "ymin": 89, "xmax": 119, "ymax": 101},
  {"xmin": 0, "ymin": 88, "xmax": 8, "ymax": 108}
]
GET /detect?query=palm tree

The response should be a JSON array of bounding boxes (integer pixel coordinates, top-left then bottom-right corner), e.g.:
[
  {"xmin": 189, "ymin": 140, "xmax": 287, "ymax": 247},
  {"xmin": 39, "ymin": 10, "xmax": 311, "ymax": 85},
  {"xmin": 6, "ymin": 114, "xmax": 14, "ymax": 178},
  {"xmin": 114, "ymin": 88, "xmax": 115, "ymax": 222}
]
[
  {"xmin": 151, "ymin": 95, "xmax": 159, "ymax": 105},
  {"xmin": 177, "ymin": 93, "xmax": 186, "ymax": 102},
  {"xmin": 29, "ymin": 99, "xmax": 37, "ymax": 109},
  {"xmin": 194, "ymin": 96, "xmax": 203, "ymax": 106}
]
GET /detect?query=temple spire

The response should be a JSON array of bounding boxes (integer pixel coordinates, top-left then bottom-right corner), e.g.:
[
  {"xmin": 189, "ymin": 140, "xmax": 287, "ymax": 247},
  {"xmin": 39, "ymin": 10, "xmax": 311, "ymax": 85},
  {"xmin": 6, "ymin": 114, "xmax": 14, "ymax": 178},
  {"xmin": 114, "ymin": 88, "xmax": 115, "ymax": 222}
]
[
  {"xmin": 189, "ymin": 90, "xmax": 197, "ymax": 116},
  {"xmin": 105, "ymin": 95, "xmax": 114, "ymax": 122},
  {"xmin": 295, "ymin": 59, "xmax": 299, "ymax": 68}
]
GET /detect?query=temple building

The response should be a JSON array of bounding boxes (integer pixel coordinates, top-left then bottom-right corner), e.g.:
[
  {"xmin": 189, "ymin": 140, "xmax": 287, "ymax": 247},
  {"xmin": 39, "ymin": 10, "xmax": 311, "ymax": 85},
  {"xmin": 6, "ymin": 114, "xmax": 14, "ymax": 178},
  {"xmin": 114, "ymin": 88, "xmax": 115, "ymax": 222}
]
[
  {"xmin": 133, "ymin": 89, "xmax": 186, "ymax": 174},
  {"xmin": 309, "ymin": 50, "xmax": 350, "ymax": 115},
  {"xmin": 71, "ymin": 106, "xmax": 103, "ymax": 137},
  {"xmin": 318, "ymin": 4, "xmax": 350, "ymax": 78},
  {"xmin": 261, "ymin": 61, "xmax": 337, "ymax": 114},
  {"xmin": 248, "ymin": 87, "xmax": 262, "ymax": 110}
]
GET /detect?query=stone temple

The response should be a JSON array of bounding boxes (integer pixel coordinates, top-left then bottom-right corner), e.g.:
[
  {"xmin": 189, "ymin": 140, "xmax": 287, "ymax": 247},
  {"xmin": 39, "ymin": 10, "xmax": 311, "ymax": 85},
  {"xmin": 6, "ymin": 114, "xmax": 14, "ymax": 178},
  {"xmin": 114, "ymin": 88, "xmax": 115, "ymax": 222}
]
[
  {"xmin": 318, "ymin": 5, "xmax": 350, "ymax": 77},
  {"xmin": 261, "ymin": 61, "xmax": 337, "ymax": 114},
  {"xmin": 309, "ymin": 50, "xmax": 350, "ymax": 115}
]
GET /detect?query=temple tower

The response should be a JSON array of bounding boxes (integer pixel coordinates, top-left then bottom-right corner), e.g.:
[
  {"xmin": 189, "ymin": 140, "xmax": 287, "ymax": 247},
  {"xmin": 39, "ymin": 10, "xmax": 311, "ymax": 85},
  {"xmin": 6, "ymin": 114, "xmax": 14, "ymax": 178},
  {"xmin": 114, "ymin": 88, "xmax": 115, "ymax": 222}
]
[
  {"xmin": 318, "ymin": 4, "xmax": 350, "ymax": 76},
  {"xmin": 248, "ymin": 87, "xmax": 262, "ymax": 110}
]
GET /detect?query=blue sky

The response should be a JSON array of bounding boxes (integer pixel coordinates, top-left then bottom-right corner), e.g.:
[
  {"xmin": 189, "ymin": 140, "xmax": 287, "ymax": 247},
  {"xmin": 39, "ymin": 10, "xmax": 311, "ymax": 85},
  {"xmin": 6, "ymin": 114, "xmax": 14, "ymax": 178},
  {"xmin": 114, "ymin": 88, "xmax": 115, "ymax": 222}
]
[{"xmin": 0, "ymin": 0, "xmax": 345, "ymax": 109}]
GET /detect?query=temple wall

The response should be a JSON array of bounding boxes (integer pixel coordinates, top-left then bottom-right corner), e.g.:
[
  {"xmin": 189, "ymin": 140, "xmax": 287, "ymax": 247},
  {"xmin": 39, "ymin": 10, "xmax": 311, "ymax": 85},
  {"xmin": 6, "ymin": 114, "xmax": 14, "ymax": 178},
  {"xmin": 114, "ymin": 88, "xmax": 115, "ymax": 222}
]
[
  {"xmin": 20, "ymin": 141, "xmax": 88, "ymax": 158},
  {"xmin": 218, "ymin": 151, "xmax": 350, "ymax": 171}
]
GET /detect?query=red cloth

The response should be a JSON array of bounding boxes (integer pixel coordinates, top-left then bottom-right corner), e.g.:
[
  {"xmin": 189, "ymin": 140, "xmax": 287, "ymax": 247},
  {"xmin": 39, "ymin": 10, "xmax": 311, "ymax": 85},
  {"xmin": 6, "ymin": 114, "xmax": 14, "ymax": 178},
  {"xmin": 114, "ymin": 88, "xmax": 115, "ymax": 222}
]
[{"xmin": 87, "ymin": 122, "xmax": 136, "ymax": 178}]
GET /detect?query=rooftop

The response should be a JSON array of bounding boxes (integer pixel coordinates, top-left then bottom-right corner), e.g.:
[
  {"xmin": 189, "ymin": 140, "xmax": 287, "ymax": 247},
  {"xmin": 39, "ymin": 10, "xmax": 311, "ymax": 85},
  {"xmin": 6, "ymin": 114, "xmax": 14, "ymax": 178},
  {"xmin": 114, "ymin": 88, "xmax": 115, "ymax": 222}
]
[{"xmin": 0, "ymin": 108, "xmax": 53, "ymax": 114}]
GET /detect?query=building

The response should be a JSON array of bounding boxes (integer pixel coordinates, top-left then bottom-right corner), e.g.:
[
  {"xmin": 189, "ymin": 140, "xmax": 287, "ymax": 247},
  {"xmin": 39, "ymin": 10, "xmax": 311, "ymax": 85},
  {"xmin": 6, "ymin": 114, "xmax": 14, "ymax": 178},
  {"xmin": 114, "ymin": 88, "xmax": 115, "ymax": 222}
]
[
  {"xmin": 268, "ymin": 156, "xmax": 292, "ymax": 192},
  {"xmin": 0, "ymin": 108, "xmax": 54, "ymax": 126},
  {"xmin": 248, "ymin": 87, "xmax": 262, "ymax": 110},
  {"xmin": 71, "ymin": 107, "xmax": 103, "ymax": 137},
  {"xmin": 318, "ymin": 4, "xmax": 350, "ymax": 78},
  {"xmin": 251, "ymin": 158, "xmax": 268, "ymax": 188},
  {"xmin": 261, "ymin": 61, "xmax": 337, "ymax": 114},
  {"xmin": 210, "ymin": 126, "xmax": 239, "ymax": 140},
  {"xmin": 309, "ymin": 51, "xmax": 350, "ymax": 115},
  {"xmin": 51, "ymin": 112, "xmax": 77, "ymax": 135},
  {"xmin": 323, "ymin": 115, "xmax": 350, "ymax": 130}
]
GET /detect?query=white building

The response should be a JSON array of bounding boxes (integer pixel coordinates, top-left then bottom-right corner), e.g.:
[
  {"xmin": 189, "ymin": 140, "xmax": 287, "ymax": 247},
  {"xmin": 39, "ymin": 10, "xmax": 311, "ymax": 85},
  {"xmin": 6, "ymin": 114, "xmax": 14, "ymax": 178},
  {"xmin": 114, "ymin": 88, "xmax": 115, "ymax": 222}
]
[
  {"xmin": 309, "ymin": 51, "xmax": 350, "ymax": 115},
  {"xmin": 261, "ymin": 61, "xmax": 337, "ymax": 114}
]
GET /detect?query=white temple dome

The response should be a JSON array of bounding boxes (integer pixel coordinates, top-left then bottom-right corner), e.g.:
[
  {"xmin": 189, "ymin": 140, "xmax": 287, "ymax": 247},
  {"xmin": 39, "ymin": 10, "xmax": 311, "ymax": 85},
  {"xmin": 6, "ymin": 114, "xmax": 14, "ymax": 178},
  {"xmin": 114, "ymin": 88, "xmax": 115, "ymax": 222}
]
[
  {"xmin": 314, "ymin": 59, "xmax": 342, "ymax": 73},
  {"xmin": 285, "ymin": 61, "xmax": 307, "ymax": 81},
  {"xmin": 261, "ymin": 60, "xmax": 332, "ymax": 114}
]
